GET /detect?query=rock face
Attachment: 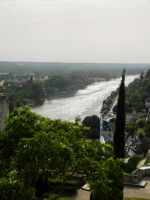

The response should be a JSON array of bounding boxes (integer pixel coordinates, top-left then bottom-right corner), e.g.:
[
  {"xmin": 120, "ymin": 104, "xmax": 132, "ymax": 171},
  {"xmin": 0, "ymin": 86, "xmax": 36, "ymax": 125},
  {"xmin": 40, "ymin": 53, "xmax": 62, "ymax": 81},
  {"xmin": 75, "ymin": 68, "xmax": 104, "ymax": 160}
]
[{"xmin": 0, "ymin": 93, "xmax": 9, "ymax": 130}]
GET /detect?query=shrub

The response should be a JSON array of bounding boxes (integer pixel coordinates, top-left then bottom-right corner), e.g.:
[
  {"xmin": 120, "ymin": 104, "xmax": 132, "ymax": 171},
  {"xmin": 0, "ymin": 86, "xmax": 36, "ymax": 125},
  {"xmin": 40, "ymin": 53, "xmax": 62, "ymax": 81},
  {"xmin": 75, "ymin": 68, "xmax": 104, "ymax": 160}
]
[
  {"xmin": 89, "ymin": 129, "xmax": 100, "ymax": 139},
  {"xmin": 139, "ymin": 137, "xmax": 150, "ymax": 155},
  {"xmin": 137, "ymin": 119, "xmax": 145, "ymax": 128},
  {"xmin": 124, "ymin": 155, "xmax": 141, "ymax": 173}
]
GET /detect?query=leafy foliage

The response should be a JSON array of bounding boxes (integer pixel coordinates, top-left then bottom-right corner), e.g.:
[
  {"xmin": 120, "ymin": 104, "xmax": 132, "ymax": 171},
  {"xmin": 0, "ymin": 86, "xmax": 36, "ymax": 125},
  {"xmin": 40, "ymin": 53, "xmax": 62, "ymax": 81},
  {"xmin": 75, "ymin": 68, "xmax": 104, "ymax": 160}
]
[
  {"xmin": 8, "ymin": 82, "xmax": 45, "ymax": 112},
  {"xmin": 89, "ymin": 157, "xmax": 125, "ymax": 200},
  {"xmin": 125, "ymin": 122, "xmax": 137, "ymax": 138},
  {"xmin": 125, "ymin": 69, "xmax": 150, "ymax": 113},
  {"xmin": 136, "ymin": 118, "xmax": 145, "ymax": 128},
  {"xmin": 0, "ymin": 107, "xmax": 125, "ymax": 200},
  {"xmin": 144, "ymin": 120, "xmax": 150, "ymax": 137},
  {"xmin": 139, "ymin": 137, "xmax": 150, "ymax": 155},
  {"xmin": 124, "ymin": 155, "xmax": 141, "ymax": 173},
  {"xmin": 101, "ymin": 91, "xmax": 117, "ymax": 115},
  {"xmin": 82, "ymin": 115, "xmax": 100, "ymax": 139}
]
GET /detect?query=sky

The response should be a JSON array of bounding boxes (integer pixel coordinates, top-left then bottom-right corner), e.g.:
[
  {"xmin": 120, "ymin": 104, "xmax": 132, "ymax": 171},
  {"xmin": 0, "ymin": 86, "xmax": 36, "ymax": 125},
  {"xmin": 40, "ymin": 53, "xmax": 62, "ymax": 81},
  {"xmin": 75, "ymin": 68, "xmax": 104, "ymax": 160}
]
[{"xmin": 0, "ymin": 0, "xmax": 150, "ymax": 63}]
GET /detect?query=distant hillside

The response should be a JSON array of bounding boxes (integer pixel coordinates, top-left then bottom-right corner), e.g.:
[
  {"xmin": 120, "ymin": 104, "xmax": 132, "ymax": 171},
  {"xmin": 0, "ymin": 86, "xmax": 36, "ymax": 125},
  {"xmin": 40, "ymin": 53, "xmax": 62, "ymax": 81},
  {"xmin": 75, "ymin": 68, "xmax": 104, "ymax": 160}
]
[
  {"xmin": 109, "ymin": 69, "xmax": 150, "ymax": 113},
  {"xmin": 125, "ymin": 69, "xmax": 150, "ymax": 113},
  {"xmin": 0, "ymin": 61, "xmax": 149, "ymax": 75}
]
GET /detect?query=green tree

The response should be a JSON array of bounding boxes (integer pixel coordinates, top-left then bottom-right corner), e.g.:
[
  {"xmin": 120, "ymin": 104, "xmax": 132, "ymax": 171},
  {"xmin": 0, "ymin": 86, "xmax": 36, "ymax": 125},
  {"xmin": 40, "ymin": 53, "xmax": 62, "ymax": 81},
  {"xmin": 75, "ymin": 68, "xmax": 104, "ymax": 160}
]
[
  {"xmin": 144, "ymin": 120, "xmax": 150, "ymax": 137},
  {"xmin": 140, "ymin": 70, "xmax": 144, "ymax": 80},
  {"xmin": 82, "ymin": 115, "xmax": 100, "ymax": 139},
  {"xmin": 30, "ymin": 75, "xmax": 34, "ymax": 83},
  {"xmin": 114, "ymin": 69, "xmax": 125, "ymax": 159},
  {"xmin": 31, "ymin": 82, "xmax": 45, "ymax": 100},
  {"xmin": 139, "ymin": 137, "xmax": 150, "ymax": 155},
  {"xmin": 133, "ymin": 102, "xmax": 143, "ymax": 112},
  {"xmin": 124, "ymin": 155, "xmax": 141, "ymax": 173},
  {"xmin": 112, "ymin": 104, "xmax": 117, "ymax": 113},
  {"xmin": 145, "ymin": 69, "xmax": 150, "ymax": 78},
  {"xmin": 137, "ymin": 118, "xmax": 145, "ymax": 128},
  {"xmin": 113, "ymin": 69, "xmax": 125, "ymax": 200},
  {"xmin": 0, "ymin": 107, "xmax": 125, "ymax": 200}
]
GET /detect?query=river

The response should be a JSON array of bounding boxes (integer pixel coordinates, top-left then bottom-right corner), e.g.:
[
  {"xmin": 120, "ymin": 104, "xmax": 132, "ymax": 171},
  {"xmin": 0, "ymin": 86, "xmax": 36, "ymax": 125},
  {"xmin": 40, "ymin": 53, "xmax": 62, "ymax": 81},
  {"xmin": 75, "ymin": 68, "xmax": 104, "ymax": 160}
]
[{"xmin": 30, "ymin": 75, "xmax": 139, "ymax": 122}]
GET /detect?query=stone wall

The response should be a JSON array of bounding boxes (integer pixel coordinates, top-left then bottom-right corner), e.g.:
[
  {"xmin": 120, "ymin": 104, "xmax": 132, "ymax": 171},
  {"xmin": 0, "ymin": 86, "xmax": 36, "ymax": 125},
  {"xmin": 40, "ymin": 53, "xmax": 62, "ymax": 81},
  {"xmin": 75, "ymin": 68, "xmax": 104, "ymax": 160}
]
[
  {"xmin": 125, "ymin": 168, "xmax": 150, "ymax": 184},
  {"xmin": 0, "ymin": 93, "xmax": 9, "ymax": 130}
]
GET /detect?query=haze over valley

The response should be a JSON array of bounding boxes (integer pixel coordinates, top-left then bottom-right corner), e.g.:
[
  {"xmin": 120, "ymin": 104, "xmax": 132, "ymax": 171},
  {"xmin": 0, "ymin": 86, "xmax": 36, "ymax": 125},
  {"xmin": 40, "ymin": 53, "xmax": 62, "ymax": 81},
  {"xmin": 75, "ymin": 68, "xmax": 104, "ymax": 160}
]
[{"xmin": 0, "ymin": 0, "xmax": 150, "ymax": 63}]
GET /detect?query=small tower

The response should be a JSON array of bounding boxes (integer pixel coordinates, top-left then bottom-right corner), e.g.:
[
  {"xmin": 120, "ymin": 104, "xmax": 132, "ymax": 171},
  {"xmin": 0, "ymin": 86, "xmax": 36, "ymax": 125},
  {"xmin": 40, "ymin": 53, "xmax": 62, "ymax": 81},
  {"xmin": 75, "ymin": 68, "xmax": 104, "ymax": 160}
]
[{"xmin": 0, "ymin": 93, "xmax": 9, "ymax": 130}]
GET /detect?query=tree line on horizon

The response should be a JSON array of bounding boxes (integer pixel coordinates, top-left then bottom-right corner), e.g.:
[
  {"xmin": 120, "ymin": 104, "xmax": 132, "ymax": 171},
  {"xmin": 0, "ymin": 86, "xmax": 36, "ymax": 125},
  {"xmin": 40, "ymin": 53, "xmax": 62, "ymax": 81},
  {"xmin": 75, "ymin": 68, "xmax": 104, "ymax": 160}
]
[
  {"xmin": 0, "ymin": 61, "xmax": 149, "ymax": 75},
  {"xmin": 0, "ymin": 70, "xmax": 111, "ymax": 112}
]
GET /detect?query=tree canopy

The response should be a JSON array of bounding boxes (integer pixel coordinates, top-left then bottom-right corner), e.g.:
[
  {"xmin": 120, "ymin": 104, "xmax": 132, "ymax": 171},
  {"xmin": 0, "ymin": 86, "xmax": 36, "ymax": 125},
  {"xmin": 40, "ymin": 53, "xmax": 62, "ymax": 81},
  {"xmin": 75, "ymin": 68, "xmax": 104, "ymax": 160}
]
[
  {"xmin": 82, "ymin": 115, "xmax": 100, "ymax": 139},
  {"xmin": 0, "ymin": 107, "xmax": 125, "ymax": 200}
]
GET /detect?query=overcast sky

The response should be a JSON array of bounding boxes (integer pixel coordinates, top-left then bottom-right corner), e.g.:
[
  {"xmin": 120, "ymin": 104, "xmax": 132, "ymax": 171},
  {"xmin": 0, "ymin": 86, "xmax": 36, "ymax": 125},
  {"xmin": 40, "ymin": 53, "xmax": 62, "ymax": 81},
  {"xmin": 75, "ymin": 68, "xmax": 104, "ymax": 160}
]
[{"xmin": 0, "ymin": 0, "xmax": 150, "ymax": 63}]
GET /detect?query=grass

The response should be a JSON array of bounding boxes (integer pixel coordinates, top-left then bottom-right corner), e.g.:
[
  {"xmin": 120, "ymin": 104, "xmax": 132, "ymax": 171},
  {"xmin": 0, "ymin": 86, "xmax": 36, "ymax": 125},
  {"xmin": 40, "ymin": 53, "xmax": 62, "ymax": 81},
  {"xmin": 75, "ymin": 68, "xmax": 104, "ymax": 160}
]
[
  {"xmin": 34, "ymin": 76, "xmax": 49, "ymax": 81},
  {"xmin": 89, "ymin": 77, "xmax": 106, "ymax": 82},
  {"xmin": 124, "ymin": 198, "xmax": 150, "ymax": 200},
  {"xmin": 0, "ymin": 80, "xmax": 4, "ymax": 86}
]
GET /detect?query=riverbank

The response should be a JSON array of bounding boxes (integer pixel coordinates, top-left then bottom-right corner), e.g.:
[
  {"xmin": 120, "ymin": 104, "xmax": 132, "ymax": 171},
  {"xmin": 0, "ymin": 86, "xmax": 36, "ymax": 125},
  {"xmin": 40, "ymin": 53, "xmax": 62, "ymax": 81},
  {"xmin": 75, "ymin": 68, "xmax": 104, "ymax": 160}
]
[
  {"xmin": 30, "ymin": 75, "xmax": 139, "ymax": 121},
  {"xmin": 29, "ymin": 79, "xmax": 109, "ymax": 109},
  {"xmin": 100, "ymin": 92, "xmax": 118, "ymax": 116}
]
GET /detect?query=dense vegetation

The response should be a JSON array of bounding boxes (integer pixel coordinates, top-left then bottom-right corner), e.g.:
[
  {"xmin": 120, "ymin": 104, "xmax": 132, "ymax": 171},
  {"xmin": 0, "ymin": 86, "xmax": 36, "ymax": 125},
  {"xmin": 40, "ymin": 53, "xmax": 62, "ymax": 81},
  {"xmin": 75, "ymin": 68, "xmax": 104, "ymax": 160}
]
[
  {"xmin": 101, "ymin": 69, "xmax": 150, "ymax": 116},
  {"xmin": 99, "ymin": 69, "xmax": 150, "ymax": 175},
  {"xmin": 82, "ymin": 115, "xmax": 100, "ymax": 139},
  {"xmin": 1, "ymin": 63, "xmax": 121, "ymax": 112},
  {"xmin": 1, "ymin": 65, "xmax": 150, "ymax": 199},
  {"xmin": 100, "ymin": 91, "xmax": 118, "ymax": 115},
  {"xmin": 0, "ymin": 62, "xmax": 149, "ymax": 75},
  {"xmin": 0, "ymin": 107, "xmax": 125, "ymax": 200},
  {"xmin": 1, "ymin": 73, "xmax": 94, "ymax": 112},
  {"xmin": 1, "ymin": 62, "xmax": 150, "ymax": 113},
  {"xmin": 115, "ymin": 69, "xmax": 150, "ymax": 139},
  {"xmin": 125, "ymin": 70, "xmax": 150, "ymax": 113},
  {"xmin": 121, "ymin": 69, "xmax": 150, "ymax": 153}
]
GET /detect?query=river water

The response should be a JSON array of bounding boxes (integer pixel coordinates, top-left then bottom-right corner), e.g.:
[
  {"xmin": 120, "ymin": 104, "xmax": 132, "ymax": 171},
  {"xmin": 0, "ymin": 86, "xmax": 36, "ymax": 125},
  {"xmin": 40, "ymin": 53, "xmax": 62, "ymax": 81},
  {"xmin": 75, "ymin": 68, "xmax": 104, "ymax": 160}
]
[{"xmin": 30, "ymin": 75, "xmax": 139, "ymax": 122}]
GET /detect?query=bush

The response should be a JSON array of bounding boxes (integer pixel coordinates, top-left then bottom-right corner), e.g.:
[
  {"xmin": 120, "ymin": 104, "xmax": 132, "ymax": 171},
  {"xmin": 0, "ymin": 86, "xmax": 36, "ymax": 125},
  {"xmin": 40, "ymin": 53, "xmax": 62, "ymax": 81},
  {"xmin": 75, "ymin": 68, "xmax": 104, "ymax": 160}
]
[
  {"xmin": 89, "ymin": 129, "xmax": 100, "ymax": 139},
  {"xmin": 139, "ymin": 129, "xmax": 146, "ymax": 139},
  {"xmin": 139, "ymin": 137, "xmax": 150, "ymax": 155},
  {"xmin": 144, "ymin": 120, "xmax": 150, "ymax": 137},
  {"xmin": 0, "ymin": 178, "xmax": 36, "ymax": 200},
  {"xmin": 124, "ymin": 155, "xmax": 141, "ymax": 173},
  {"xmin": 137, "ymin": 119, "xmax": 145, "ymax": 128}
]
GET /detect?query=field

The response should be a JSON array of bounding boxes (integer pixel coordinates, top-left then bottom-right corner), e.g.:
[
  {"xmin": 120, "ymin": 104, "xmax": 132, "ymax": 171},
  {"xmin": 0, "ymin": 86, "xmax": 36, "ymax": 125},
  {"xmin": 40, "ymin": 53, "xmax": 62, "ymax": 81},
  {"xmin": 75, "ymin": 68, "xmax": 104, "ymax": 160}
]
[
  {"xmin": 89, "ymin": 77, "xmax": 106, "ymax": 82},
  {"xmin": 0, "ymin": 80, "xmax": 4, "ymax": 86}
]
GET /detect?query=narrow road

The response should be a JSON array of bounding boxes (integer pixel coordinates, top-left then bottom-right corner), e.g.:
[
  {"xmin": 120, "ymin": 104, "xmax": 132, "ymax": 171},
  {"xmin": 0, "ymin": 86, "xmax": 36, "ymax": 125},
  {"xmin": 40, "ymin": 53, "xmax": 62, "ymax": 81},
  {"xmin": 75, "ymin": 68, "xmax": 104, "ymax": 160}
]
[
  {"xmin": 110, "ymin": 96, "xmax": 118, "ymax": 112},
  {"xmin": 68, "ymin": 190, "xmax": 90, "ymax": 200}
]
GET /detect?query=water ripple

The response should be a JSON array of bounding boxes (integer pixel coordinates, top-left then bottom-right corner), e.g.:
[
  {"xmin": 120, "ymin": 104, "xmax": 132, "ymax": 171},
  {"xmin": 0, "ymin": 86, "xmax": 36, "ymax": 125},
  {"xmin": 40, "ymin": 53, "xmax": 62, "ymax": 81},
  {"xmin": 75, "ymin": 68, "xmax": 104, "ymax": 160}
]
[{"xmin": 30, "ymin": 75, "xmax": 139, "ymax": 121}]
